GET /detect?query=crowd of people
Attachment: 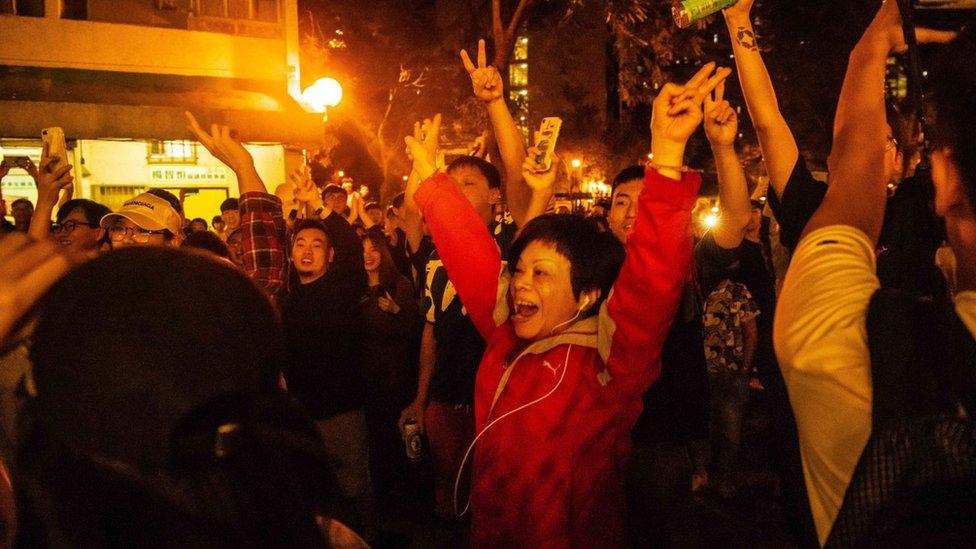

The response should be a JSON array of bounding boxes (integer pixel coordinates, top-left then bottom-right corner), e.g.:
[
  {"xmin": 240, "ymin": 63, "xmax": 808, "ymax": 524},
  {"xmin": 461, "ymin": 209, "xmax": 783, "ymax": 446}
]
[{"xmin": 0, "ymin": 1, "xmax": 974, "ymax": 547}]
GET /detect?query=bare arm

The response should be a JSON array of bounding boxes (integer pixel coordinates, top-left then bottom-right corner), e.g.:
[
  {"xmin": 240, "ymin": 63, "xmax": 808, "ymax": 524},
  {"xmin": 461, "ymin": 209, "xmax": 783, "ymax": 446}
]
[
  {"xmin": 723, "ymin": 0, "xmax": 798, "ymax": 193},
  {"xmin": 704, "ymin": 81, "xmax": 752, "ymax": 249},
  {"xmin": 801, "ymin": 2, "xmax": 897, "ymax": 243},
  {"xmin": 399, "ymin": 322, "xmax": 435, "ymax": 434},
  {"xmin": 29, "ymin": 149, "xmax": 73, "ymax": 241},
  {"xmin": 461, "ymin": 40, "xmax": 530, "ymax": 226}
]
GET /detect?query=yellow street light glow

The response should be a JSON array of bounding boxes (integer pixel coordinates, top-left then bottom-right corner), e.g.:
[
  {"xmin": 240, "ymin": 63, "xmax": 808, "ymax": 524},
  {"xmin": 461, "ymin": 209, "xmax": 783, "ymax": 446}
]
[
  {"xmin": 402, "ymin": 175, "xmax": 409, "ymax": 181},
  {"xmin": 337, "ymin": 170, "xmax": 345, "ymax": 178},
  {"xmin": 301, "ymin": 77, "xmax": 343, "ymax": 113},
  {"xmin": 704, "ymin": 214, "xmax": 718, "ymax": 228},
  {"xmin": 570, "ymin": 159, "xmax": 582, "ymax": 169}
]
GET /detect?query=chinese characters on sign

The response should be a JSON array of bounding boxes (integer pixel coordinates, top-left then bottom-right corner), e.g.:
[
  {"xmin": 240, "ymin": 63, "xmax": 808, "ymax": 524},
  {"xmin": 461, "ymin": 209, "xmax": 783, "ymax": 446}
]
[{"xmin": 149, "ymin": 166, "xmax": 228, "ymax": 185}]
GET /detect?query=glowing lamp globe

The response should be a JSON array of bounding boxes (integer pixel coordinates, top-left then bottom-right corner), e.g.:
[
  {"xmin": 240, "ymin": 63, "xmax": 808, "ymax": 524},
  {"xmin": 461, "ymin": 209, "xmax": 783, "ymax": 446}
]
[
  {"xmin": 570, "ymin": 159, "xmax": 582, "ymax": 169},
  {"xmin": 302, "ymin": 78, "xmax": 343, "ymax": 113}
]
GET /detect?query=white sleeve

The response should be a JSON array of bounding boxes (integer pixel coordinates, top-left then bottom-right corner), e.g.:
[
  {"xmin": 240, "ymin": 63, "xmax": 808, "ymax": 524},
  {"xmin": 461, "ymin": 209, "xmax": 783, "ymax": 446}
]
[{"xmin": 773, "ymin": 225, "xmax": 879, "ymax": 545}]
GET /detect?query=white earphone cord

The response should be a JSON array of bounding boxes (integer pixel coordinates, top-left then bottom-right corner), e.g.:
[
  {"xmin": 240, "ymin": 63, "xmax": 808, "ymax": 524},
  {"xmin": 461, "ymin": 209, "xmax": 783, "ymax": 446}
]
[{"xmin": 452, "ymin": 344, "xmax": 573, "ymax": 517}]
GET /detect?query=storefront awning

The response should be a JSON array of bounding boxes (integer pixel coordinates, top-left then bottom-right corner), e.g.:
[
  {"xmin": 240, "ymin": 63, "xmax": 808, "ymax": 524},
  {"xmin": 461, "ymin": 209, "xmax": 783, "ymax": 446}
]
[{"xmin": 0, "ymin": 66, "xmax": 324, "ymax": 144}]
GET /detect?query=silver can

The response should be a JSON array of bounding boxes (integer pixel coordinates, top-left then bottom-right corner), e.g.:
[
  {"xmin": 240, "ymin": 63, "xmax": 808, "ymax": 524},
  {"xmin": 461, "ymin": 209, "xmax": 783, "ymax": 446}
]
[{"xmin": 403, "ymin": 420, "xmax": 424, "ymax": 461}]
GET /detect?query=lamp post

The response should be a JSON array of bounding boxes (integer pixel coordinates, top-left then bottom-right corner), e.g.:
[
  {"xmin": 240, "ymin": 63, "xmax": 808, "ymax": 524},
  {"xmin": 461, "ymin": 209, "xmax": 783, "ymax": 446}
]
[{"xmin": 301, "ymin": 77, "xmax": 343, "ymax": 121}]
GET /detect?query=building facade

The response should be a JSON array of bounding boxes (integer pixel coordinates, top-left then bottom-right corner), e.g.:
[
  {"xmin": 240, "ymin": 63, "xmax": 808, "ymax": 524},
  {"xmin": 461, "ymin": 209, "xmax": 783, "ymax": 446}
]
[{"xmin": 0, "ymin": 0, "xmax": 322, "ymax": 221}]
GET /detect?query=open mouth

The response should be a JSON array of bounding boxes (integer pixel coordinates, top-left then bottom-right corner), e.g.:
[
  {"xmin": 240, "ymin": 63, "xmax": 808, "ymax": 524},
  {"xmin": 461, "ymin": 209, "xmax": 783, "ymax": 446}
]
[{"xmin": 513, "ymin": 301, "xmax": 539, "ymax": 320}]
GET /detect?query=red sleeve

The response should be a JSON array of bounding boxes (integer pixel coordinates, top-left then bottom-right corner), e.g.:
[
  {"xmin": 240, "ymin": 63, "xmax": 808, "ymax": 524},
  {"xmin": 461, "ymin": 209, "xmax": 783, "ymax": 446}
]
[
  {"xmin": 414, "ymin": 172, "xmax": 502, "ymax": 341},
  {"xmin": 602, "ymin": 167, "xmax": 700, "ymax": 400},
  {"xmin": 239, "ymin": 192, "xmax": 287, "ymax": 299}
]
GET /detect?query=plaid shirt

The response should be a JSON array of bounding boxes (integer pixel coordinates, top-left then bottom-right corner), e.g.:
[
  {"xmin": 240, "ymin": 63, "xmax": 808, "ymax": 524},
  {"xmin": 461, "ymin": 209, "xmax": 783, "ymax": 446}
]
[{"xmin": 239, "ymin": 192, "xmax": 288, "ymax": 303}]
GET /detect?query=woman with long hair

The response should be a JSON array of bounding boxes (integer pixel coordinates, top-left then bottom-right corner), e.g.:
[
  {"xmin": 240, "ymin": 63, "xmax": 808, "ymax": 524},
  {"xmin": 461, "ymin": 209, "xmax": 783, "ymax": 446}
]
[{"xmin": 360, "ymin": 233, "xmax": 422, "ymax": 507}]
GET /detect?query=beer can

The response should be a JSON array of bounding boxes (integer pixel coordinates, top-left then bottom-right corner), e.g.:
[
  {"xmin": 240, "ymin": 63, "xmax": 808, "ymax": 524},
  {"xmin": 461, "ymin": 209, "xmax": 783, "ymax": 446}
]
[
  {"xmin": 403, "ymin": 420, "xmax": 424, "ymax": 461},
  {"xmin": 672, "ymin": 0, "xmax": 738, "ymax": 28}
]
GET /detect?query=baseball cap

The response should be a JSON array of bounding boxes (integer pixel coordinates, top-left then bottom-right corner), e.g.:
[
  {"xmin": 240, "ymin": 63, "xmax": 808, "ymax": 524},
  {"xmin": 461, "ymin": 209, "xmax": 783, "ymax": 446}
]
[{"xmin": 99, "ymin": 192, "xmax": 182, "ymax": 236}]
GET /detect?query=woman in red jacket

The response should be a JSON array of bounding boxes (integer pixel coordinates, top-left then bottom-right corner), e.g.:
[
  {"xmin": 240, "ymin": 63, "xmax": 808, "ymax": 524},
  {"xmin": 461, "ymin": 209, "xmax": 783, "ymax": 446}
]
[{"xmin": 404, "ymin": 63, "xmax": 727, "ymax": 548}]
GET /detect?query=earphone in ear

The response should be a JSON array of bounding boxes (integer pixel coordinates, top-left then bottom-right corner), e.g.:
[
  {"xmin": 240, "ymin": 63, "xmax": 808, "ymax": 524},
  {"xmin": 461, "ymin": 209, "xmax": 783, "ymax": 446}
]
[{"xmin": 578, "ymin": 296, "xmax": 591, "ymax": 312}]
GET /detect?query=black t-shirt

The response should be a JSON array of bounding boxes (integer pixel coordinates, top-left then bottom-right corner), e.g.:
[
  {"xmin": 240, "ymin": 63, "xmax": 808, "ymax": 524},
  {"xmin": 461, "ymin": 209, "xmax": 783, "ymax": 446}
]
[
  {"xmin": 281, "ymin": 212, "xmax": 368, "ymax": 420},
  {"xmin": 766, "ymin": 156, "xmax": 827, "ymax": 255},
  {"xmin": 422, "ymin": 218, "xmax": 517, "ymax": 405}
]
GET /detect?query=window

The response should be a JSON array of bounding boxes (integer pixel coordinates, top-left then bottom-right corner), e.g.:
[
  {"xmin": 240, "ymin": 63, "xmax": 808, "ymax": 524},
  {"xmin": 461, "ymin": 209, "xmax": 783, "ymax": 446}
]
[
  {"xmin": 194, "ymin": 0, "xmax": 277, "ymax": 22},
  {"xmin": 0, "ymin": 0, "xmax": 44, "ymax": 16},
  {"xmin": 148, "ymin": 141, "xmax": 198, "ymax": 164},
  {"xmin": 61, "ymin": 0, "xmax": 87, "ymax": 19}
]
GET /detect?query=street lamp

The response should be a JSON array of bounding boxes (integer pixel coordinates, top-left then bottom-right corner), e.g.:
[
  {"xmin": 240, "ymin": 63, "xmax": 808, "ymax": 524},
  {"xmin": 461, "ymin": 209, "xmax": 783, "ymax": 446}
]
[
  {"xmin": 301, "ymin": 77, "xmax": 343, "ymax": 120},
  {"xmin": 570, "ymin": 158, "xmax": 582, "ymax": 169}
]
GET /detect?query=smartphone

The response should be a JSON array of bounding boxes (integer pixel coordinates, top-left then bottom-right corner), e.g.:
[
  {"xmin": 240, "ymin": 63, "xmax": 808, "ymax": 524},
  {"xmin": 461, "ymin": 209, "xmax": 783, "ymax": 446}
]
[
  {"xmin": 534, "ymin": 117, "xmax": 562, "ymax": 171},
  {"xmin": 4, "ymin": 156, "xmax": 30, "ymax": 169},
  {"xmin": 41, "ymin": 127, "xmax": 69, "ymax": 173}
]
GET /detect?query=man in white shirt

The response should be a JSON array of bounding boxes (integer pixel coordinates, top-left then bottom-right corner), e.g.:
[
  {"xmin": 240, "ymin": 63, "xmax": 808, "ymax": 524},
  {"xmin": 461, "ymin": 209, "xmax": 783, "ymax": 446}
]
[{"xmin": 773, "ymin": 2, "xmax": 970, "ymax": 545}]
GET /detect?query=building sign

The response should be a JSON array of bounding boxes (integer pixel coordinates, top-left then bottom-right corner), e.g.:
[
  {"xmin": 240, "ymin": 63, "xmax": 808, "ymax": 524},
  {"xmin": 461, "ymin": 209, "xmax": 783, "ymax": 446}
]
[
  {"xmin": 1, "ymin": 175, "xmax": 37, "ymax": 193},
  {"xmin": 149, "ymin": 166, "xmax": 229, "ymax": 185}
]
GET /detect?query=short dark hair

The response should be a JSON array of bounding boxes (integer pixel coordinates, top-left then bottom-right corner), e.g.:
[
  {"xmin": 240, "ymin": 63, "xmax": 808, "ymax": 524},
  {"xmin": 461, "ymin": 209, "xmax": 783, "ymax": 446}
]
[
  {"xmin": 931, "ymin": 18, "xmax": 976, "ymax": 210},
  {"xmin": 11, "ymin": 197, "xmax": 33, "ymax": 209},
  {"xmin": 182, "ymin": 230, "xmax": 230, "ymax": 259},
  {"xmin": 190, "ymin": 217, "xmax": 208, "ymax": 227},
  {"xmin": 321, "ymin": 184, "xmax": 346, "ymax": 199},
  {"xmin": 147, "ymin": 188, "xmax": 183, "ymax": 215},
  {"xmin": 211, "ymin": 215, "xmax": 223, "ymax": 225},
  {"xmin": 291, "ymin": 218, "xmax": 331, "ymax": 248},
  {"xmin": 56, "ymin": 199, "xmax": 111, "ymax": 226},
  {"xmin": 218, "ymin": 197, "xmax": 239, "ymax": 213},
  {"xmin": 391, "ymin": 192, "xmax": 405, "ymax": 210},
  {"xmin": 446, "ymin": 156, "xmax": 502, "ymax": 189},
  {"xmin": 611, "ymin": 166, "xmax": 646, "ymax": 194},
  {"xmin": 364, "ymin": 201, "xmax": 381, "ymax": 213},
  {"xmin": 508, "ymin": 214, "xmax": 625, "ymax": 318}
]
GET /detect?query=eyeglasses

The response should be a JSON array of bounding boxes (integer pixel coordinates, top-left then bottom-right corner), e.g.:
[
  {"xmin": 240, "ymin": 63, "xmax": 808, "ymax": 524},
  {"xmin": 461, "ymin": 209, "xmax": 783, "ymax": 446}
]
[
  {"xmin": 107, "ymin": 223, "xmax": 168, "ymax": 243},
  {"xmin": 51, "ymin": 220, "xmax": 96, "ymax": 234}
]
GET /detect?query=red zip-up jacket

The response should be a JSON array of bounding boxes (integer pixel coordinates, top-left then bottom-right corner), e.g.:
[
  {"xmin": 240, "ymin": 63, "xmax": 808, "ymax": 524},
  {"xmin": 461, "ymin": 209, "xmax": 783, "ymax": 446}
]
[{"xmin": 415, "ymin": 167, "xmax": 699, "ymax": 548}]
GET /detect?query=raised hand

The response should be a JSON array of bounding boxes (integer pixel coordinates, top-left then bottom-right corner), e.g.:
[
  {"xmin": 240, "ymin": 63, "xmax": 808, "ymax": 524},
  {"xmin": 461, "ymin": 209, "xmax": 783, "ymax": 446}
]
[
  {"xmin": 36, "ymin": 142, "xmax": 74, "ymax": 204},
  {"xmin": 185, "ymin": 111, "xmax": 254, "ymax": 174},
  {"xmin": 723, "ymin": 0, "xmax": 754, "ymax": 21},
  {"xmin": 653, "ymin": 62, "xmax": 732, "ymax": 147},
  {"xmin": 651, "ymin": 62, "xmax": 732, "ymax": 174},
  {"xmin": 469, "ymin": 131, "xmax": 489, "ymax": 159},
  {"xmin": 414, "ymin": 113, "xmax": 442, "ymax": 166},
  {"xmin": 290, "ymin": 169, "xmax": 320, "ymax": 206},
  {"xmin": 460, "ymin": 39, "xmax": 504, "ymax": 103},
  {"xmin": 704, "ymin": 81, "xmax": 739, "ymax": 148},
  {"xmin": 522, "ymin": 145, "xmax": 558, "ymax": 194},
  {"xmin": 866, "ymin": 0, "xmax": 956, "ymax": 54}
]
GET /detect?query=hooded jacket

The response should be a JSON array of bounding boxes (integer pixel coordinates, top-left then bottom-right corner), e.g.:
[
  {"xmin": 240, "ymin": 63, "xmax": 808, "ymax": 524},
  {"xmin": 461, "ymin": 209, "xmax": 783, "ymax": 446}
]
[{"xmin": 415, "ymin": 167, "xmax": 699, "ymax": 548}]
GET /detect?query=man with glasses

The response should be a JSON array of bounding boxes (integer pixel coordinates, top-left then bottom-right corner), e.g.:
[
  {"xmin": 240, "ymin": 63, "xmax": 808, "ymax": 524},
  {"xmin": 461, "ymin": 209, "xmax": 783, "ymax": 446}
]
[
  {"xmin": 100, "ymin": 191, "xmax": 183, "ymax": 248},
  {"xmin": 51, "ymin": 199, "xmax": 111, "ymax": 260}
]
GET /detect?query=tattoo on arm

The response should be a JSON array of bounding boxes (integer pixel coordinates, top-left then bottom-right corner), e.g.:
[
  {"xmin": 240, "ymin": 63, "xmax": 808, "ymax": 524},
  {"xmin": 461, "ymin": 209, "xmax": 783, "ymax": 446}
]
[{"xmin": 736, "ymin": 27, "xmax": 759, "ymax": 51}]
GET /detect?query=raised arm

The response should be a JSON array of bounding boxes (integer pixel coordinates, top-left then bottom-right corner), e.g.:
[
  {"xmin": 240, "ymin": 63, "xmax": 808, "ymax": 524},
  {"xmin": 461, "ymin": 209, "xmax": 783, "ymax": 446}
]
[
  {"xmin": 602, "ymin": 64, "xmax": 725, "ymax": 400},
  {"xmin": 402, "ymin": 116, "xmax": 440, "ymax": 254},
  {"xmin": 723, "ymin": 0, "xmax": 798, "ymax": 193},
  {"xmin": 704, "ymin": 80, "xmax": 752, "ymax": 249},
  {"xmin": 518, "ymin": 145, "xmax": 558, "ymax": 228},
  {"xmin": 186, "ymin": 112, "xmax": 287, "ymax": 296},
  {"xmin": 801, "ymin": 2, "xmax": 955, "ymax": 242},
  {"xmin": 28, "ymin": 147, "xmax": 73, "ymax": 241},
  {"xmin": 405, "ymin": 133, "xmax": 503, "ymax": 341},
  {"xmin": 461, "ymin": 39, "xmax": 531, "ymax": 226}
]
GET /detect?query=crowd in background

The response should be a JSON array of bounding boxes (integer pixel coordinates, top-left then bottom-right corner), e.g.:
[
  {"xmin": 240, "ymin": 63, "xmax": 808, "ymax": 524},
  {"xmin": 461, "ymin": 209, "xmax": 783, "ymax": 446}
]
[{"xmin": 0, "ymin": 1, "xmax": 975, "ymax": 547}]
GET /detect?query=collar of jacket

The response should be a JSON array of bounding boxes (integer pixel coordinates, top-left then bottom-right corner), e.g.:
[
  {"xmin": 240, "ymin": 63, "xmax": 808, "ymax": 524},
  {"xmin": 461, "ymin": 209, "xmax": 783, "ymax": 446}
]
[{"xmin": 507, "ymin": 316, "xmax": 599, "ymax": 367}]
